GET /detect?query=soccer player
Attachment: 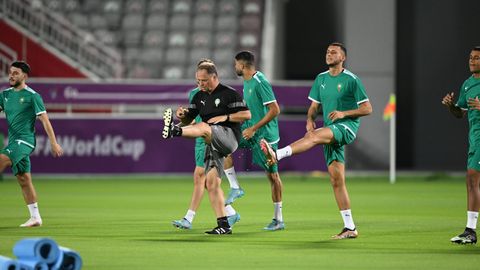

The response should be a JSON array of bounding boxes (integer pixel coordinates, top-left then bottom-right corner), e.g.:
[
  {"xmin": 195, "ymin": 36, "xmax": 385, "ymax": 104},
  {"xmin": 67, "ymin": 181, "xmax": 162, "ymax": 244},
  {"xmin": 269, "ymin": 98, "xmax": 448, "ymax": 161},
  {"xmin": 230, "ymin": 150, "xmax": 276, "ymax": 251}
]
[
  {"xmin": 172, "ymin": 59, "xmax": 241, "ymax": 230},
  {"xmin": 163, "ymin": 64, "xmax": 251, "ymax": 234},
  {"xmin": 0, "ymin": 61, "xmax": 63, "ymax": 227},
  {"xmin": 260, "ymin": 43, "xmax": 372, "ymax": 239},
  {"xmin": 232, "ymin": 51, "xmax": 285, "ymax": 230},
  {"xmin": 442, "ymin": 46, "xmax": 480, "ymax": 245}
]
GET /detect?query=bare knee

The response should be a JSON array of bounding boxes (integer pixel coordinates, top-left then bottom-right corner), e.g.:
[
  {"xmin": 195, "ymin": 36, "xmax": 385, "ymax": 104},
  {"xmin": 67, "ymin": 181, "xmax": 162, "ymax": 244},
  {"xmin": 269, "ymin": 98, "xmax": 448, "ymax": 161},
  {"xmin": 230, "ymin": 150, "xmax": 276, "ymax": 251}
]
[
  {"xmin": 0, "ymin": 154, "xmax": 12, "ymax": 172},
  {"xmin": 268, "ymin": 172, "xmax": 282, "ymax": 185},
  {"xmin": 466, "ymin": 169, "xmax": 480, "ymax": 190},
  {"xmin": 16, "ymin": 173, "xmax": 31, "ymax": 187}
]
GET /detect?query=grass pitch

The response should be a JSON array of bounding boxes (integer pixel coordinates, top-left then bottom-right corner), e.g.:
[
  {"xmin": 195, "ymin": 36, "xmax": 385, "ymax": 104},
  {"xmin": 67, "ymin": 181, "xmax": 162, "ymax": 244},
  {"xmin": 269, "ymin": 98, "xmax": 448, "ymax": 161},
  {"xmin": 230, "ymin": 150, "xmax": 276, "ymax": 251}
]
[{"xmin": 0, "ymin": 174, "xmax": 479, "ymax": 269}]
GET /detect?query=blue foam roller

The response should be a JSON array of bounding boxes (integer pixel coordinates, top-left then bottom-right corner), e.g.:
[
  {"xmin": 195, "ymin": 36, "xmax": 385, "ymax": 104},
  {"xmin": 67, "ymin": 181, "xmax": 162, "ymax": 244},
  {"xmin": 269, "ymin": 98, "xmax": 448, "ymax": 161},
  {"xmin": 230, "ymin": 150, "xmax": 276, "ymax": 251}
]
[
  {"xmin": 0, "ymin": 255, "xmax": 19, "ymax": 270},
  {"xmin": 12, "ymin": 238, "xmax": 60, "ymax": 264},
  {"xmin": 52, "ymin": 247, "xmax": 82, "ymax": 270},
  {"xmin": 17, "ymin": 259, "xmax": 47, "ymax": 270}
]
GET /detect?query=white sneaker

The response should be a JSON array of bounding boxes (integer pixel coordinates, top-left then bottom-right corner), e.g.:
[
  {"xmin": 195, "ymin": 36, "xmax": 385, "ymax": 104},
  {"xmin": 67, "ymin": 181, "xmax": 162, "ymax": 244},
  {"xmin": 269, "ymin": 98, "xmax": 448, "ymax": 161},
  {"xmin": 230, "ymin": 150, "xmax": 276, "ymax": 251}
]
[{"xmin": 19, "ymin": 217, "xmax": 42, "ymax": 227}]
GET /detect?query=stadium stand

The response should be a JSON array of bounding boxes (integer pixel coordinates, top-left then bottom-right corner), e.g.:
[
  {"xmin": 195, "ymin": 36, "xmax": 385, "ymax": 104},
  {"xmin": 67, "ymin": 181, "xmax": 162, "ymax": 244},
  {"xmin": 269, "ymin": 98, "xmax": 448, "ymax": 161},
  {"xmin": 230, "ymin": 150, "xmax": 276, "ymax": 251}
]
[{"xmin": 1, "ymin": 0, "xmax": 264, "ymax": 79}]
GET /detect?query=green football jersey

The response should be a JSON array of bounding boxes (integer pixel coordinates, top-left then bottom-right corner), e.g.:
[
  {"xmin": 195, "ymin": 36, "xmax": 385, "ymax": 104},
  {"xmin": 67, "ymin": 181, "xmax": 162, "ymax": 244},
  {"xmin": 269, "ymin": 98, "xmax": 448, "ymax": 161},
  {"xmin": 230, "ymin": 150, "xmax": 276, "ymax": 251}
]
[
  {"xmin": 0, "ymin": 86, "xmax": 46, "ymax": 148},
  {"xmin": 242, "ymin": 71, "xmax": 280, "ymax": 144},
  {"xmin": 189, "ymin": 87, "xmax": 205, "ymax": 145},
  {"xmin": 308, "ymin": 69, "xmax": 369, "ymax": 135},
  {"xmin": 456, "ymin": 75, "xmax": 480, "ymax": 153}
]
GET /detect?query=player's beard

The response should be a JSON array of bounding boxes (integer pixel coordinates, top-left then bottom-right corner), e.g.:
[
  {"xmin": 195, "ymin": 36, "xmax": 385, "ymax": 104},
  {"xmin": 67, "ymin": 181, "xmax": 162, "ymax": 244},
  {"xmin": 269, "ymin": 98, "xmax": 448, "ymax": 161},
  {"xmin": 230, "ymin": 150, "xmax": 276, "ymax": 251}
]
[
  {"xmin": 327, "ymin": 59, "xmax": 342, "ymax": 68},
  {"xmin": 9, "ymin": 79, "xmax": 21, "ymax": 88},
  {"xmin": 235, "ymin": 69, "xmax": 243, "ymax": 77}
]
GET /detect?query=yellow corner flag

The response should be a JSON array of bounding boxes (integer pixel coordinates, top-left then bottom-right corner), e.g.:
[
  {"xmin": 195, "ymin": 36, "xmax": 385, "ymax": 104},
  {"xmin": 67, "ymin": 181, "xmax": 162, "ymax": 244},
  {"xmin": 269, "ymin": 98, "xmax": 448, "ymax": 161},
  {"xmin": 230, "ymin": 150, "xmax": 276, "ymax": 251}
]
[{"xmin": 383, "ymin": 94, "xmax": 396, "ymax": 121}]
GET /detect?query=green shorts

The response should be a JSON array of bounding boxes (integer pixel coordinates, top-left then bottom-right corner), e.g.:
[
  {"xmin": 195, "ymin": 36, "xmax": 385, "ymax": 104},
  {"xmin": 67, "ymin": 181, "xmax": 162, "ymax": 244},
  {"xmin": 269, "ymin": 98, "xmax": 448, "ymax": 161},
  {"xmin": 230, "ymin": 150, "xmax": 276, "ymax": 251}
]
[
  {"xmin": 194, "ymin": 138, "xmax": 206, "ymax": 167},
  {"xmin": 1, "ymin": 141, "xmax": 34, "ymax": 175},
  {"xmin": 324, "ymin": 123, "xmax": 357, "ymax": 165},
  {"xmin": 467, "ymin": 150, "xmax": 480, "ymax": 171},
  {"xmin": 239, "ymin": 136, "xmax": 278, "ymax": 173}
]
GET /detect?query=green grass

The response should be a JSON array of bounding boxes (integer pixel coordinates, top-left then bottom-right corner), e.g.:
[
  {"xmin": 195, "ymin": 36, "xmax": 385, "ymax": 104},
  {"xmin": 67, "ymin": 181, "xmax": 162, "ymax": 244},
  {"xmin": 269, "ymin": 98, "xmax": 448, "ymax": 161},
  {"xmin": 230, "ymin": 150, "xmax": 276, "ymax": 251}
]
[{"xmin": 1, "ymin": 174, "xmax": 479, "ymax": 269}]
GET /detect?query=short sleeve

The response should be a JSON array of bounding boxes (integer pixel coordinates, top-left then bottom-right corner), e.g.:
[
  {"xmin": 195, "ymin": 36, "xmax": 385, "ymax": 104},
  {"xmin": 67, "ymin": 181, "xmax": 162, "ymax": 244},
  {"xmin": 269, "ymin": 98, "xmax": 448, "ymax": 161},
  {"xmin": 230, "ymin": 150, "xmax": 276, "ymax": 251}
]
[
  {"xmin": 353, "ymin": 78, "xmax": 369, "ymax": 105},
  {"xmin": 186, "ymin": 91, "xmax": 200, "ymax": 119},
  {"xmin": 227, "ymin": 90, "xmax": 248, "ymax": 114},
  {"xmin": 456, "ymin": 82, "xmax": 467, "ymax": 109},
  {"xmin": 308, "ymin": 76, "xmax": 322, "ymax": 104},
  {"xmin": 33, "ymin": 93, "xmax": 46, "ymax": 115},
  {"xmin": 257, "ymin": 80, "xmax": 276, "ymax": 105}
]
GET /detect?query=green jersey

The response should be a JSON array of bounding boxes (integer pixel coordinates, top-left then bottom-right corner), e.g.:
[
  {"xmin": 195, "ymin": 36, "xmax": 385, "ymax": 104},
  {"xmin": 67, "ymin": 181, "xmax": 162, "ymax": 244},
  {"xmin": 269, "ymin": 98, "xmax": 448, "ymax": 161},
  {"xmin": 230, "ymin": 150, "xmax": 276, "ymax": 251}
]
[
  {"xmin": 242, "ymin": 71, "xmax": 279, "ymax": 144},
  {"xmin": 189, "ymin": 87, "xmax": 205, "ymax": 145},
  {"xmin": 308, "ymin": 69, "xmax": 369, "ymax": 135},
  {"xmin": 456, "ymin": 75, "xmax": 480, "ymax": 153},
  {"xmin": 0, "ymin": 86, "xmax": 46, "ymax": 148}
]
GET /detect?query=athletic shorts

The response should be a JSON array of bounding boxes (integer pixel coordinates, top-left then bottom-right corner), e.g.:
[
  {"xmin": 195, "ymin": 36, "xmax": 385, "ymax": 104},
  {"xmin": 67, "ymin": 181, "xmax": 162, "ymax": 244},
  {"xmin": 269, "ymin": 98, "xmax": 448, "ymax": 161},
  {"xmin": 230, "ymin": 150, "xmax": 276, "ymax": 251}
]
[
  {"xmin": 467, "ymin": 150, "xmax": 480, "ymax": 171},
  {"xmin": 239, "ymin": 136, "xmax": 278, "ymax": 173},
  {"xmin": 204, "ymin": 125, "xmax": 238, "ymax": 176},
  {"xmin": 324, "ymin": 123, "xmax": 357, "ymax": 165},
  {"xmin": 0, "ymin": 140, "xmax": 34, "ymax": 175},
  {"xmin": 194, "ymin": 138, "xmax": 206, "ymax": 167}
]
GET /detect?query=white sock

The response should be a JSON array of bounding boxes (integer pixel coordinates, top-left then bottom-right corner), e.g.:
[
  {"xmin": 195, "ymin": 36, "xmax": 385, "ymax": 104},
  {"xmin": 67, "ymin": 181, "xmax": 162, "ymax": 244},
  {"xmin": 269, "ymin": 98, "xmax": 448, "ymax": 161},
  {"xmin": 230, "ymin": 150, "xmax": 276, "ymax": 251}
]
[
  {"xmin": 27, "ymin": 203, "xmax": 41, "ymax": 219},
  {"xmin": 184, "ymin": 209, "xmax": 196, "ymax": 223},
  {"xmin": 276, "ymin": 146, "xmax": 292, "ymax": 161},
  {"xmin": 340, "ymin": 209, "xmax": 355, "ymax": 230},
  {"xmin": 467, "ymin": 211, "xmax": 479, "ymax": 230},
  {"xmin": 224, "ymin": 167, "xmax": 240, "ymax": 189},
  {"xmin": 274, "ymin": 202, "xmax": 283, "ymax": 222},
  {"xmin": 225, "ymin": 204, "xmax": 236, "ymax": 216}
]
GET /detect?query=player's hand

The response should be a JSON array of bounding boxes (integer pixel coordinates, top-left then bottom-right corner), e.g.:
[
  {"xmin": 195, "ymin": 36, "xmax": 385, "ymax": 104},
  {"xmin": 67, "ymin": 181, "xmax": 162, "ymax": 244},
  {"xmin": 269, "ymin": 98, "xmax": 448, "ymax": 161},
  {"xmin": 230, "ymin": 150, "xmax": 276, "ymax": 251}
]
[
  {"xmin": 51, "ymin": 143, "xmax": 63, "ymax": 157},
  {"xmin": 306, "ymin": 119, "xmax": 316, "ymax": 132},
  {"xmin": 207, "ymin": 115, "xmax": 228, "ymax": 124},
  {"xmin": 468, "ymin": 96, "xmax": 480, "ymax": 110},
  {"xmin": 441, "ymin": 92, "xmax": 455, "ymax": 107},
  {"xmin": 242, "ymin": 127, "xmax": 256, "ymax": 140},
  {"xmin": 328, "ymin": 110, "xmax": 345, "ymax": 122},
  {"xmin": 176, "ymin": 107, "xmax": 189, "ymax": 119}
]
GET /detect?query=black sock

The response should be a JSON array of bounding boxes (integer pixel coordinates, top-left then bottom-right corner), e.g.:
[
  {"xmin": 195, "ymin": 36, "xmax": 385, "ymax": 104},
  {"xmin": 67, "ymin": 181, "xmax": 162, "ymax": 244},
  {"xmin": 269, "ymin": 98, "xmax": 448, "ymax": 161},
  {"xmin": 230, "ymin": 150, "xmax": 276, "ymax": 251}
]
[
  {"xmin": 217, "ymin": 216, "xmax": 229, "ymax": 228},
  {"xmin": 172, "ymin": 125, "xmax": 182, "ymax": 137}
]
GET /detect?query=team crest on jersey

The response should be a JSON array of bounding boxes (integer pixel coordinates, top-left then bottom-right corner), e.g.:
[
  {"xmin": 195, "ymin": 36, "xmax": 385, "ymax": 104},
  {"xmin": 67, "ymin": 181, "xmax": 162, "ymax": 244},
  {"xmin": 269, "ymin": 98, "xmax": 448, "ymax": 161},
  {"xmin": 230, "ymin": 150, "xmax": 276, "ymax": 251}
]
[
  {"xmin": 19, "ymin": 97, "xmax": 25, "ymax": 103},
  {"xmin": 337, "ymin": 84, "xmax": 342, "ymax": 92},
  {"xmin": 215, "ymin": 98, "xmax": 220, "ymax": 107}
]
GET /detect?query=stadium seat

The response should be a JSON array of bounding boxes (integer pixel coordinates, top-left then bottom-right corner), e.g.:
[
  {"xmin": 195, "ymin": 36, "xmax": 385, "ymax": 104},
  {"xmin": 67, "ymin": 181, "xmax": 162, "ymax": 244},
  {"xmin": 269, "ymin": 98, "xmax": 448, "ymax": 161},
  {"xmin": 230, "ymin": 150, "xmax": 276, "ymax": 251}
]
[
  {"xmin": 82, "ymin": 0, "xmax": 100, "ymax": 12},
  {"xmin": 69, "ymin": 12, "xmax": 89, "ymax": 29},
  {"xmin": 171, "ymin": 0, "xmax": 192, "ymax": 14},
  {"xmin": 240, "ymin": 15, "xmax": 262, "ymax": 31},
  {"xmin": 192, "ymin": 14, "xmax": 215, "ymax": 31},
  {"xmin": 239, "ymin": 32, "xmax": 259, "ymax": 48},
  {"xmin": 163, "ymin": 65, "xmax": 186, "ymax": 79},
  {"xmin": 216, "ymin": 63, "xmax": 235, "ymax": 79},
  {"xmin": 218, "ymin": 0, "xmax": 240, "ymax": 14},
  {"xmin": 213, "ymin": 48, "xmax": 234, "ymax": 64},
  {"xmin": 143, "ymin": 30, "xmax": 167, "ymax": 48},
  {"xmin": 122, "ymin": 14, "xmax": 144, "ymax": 30},
  {"xmin": 243, "ymin": 0, "xmax": 262, "ymax": 14},
  {"xmin": 94, "ymin": 29, "xmax": 120, "ymax": 47},
  {"xmin": 148, "ymin": 0, "xmax": 169, "ymax": 14},
  {"xmin": 214, "ymin": 31, "xmax": 237, "ymax": 47},
  {"xmin": 191, "ymin": 31, "xmax": 213, "ymax": 48},
  {"xmin": 165, "ymin": 48, "xmax": 188, "ymax": 65},
  {"xmin": 103, "ymin": 0, "xmax": 123, "ymax": 13},
  {"xmin": 44, "ymin": 0, "xmax": 62, "ymax": 12},
  {"xmin": 125, "ymin": 0, "xmax": 147, "ymax": 14},
  {"xmin": 169, "ymin": 14, "xmax": 191, "ymax": 30},
  {"xmin": 216, "ymin": 15, "xmax": 238, "ymax": 31},
  {"xmin": 90, "ymin": 14, "xmax": 108, "ymax": 29},
  {"xmin": 139, "ymin": 48, "xmax": 164, "ymax": 63},
  {"xmin": 195, "ymin": 0, "xmax": 216, "ymax": 14},
  {"xmin": 189, "ymin": 48, "xmax": 212, "ymax": 64},
  {"xmin": 145, "ymin": 14, "xmax": 168, "ymax": 30},
  {"xmin": 123, "ymin": 30, "xmax": 144, "ymax": 47},
  {"xmin": 64, "ymin": 0, "xmax": 80, "ymax": 13},
  {"xmin": 168, "ymin": 31, "xmax": 189, "ymax": 48}
]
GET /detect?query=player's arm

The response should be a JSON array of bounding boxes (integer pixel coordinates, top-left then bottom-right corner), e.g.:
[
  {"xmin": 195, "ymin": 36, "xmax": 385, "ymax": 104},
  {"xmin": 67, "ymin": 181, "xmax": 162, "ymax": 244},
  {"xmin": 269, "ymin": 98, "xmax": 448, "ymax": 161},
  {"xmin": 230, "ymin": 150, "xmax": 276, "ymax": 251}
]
[
  {"xmin": 243, "ymin": 101, "xmax": 279, "ymax": 139},
  {"xmin": 442, "ymin": 92, "xmax": 466, "ymax": 118},
  {"xmin": 37, "ymin": 113, "xmax": 63, "ymax": 157},
  {"xmin": 306, "ymin": 101, "xmax": 320, "ymax": 132},
  {"xmin": 328, "ymin": 101, "xmax": 372, "ymax": 122}
]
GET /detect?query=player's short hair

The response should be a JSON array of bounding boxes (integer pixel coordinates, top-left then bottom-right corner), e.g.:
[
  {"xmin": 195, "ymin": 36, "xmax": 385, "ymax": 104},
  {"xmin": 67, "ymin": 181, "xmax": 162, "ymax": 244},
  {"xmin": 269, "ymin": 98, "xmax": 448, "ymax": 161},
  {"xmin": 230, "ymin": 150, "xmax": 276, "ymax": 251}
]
[
  {"xmin": 235, "ymin": 51, "xmax": 255, "ymax": 67},
  {"xmin": 473, "ymin": 46, "xmax": 480, "ymax": 52},
  {"xmin": 329, "ymin": 42, "xmax": 347, "ymax": 56},
  {"xmin": 11, "ymin": 61, "xmax": 31, "ymax": 74},
  {"xmin": 197, "ymin": 63, "xmax": 218, "ymax": 76},
  {"xmin": 197, "ymin": 58, "xmax": 214, "ymax": 67}
]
